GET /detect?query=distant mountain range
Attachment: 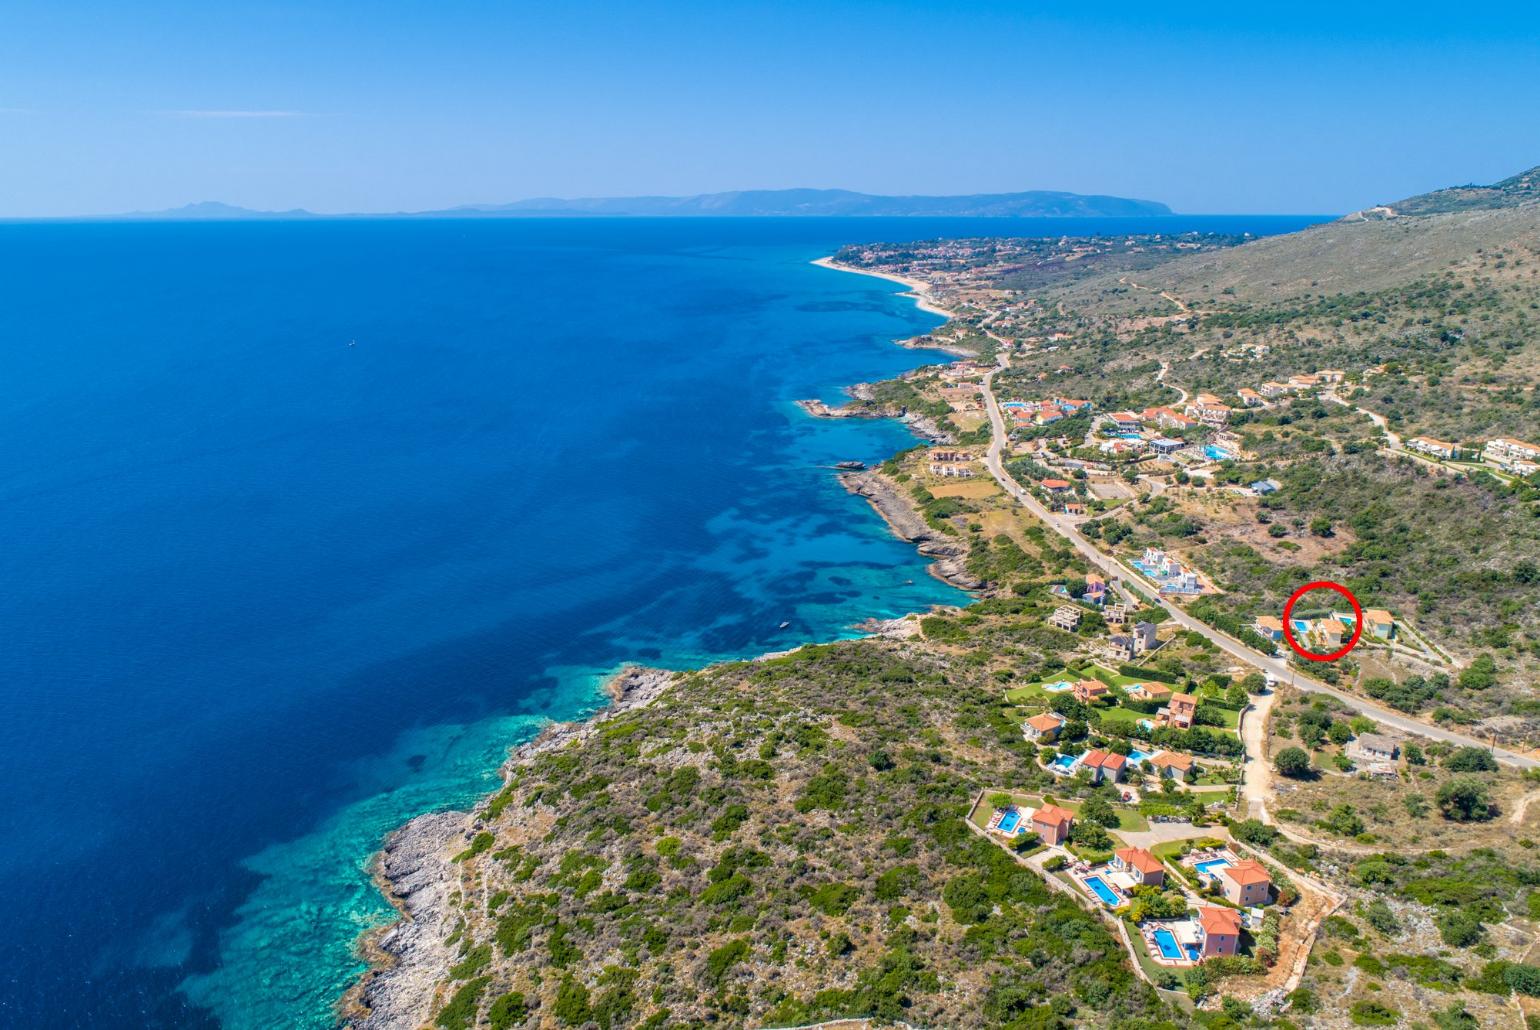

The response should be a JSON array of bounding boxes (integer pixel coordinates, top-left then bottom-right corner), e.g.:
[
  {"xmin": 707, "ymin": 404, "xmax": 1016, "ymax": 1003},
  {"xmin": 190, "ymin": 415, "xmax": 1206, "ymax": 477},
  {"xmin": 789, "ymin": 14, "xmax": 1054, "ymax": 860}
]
[{"xmin": 113, "ymin": 188, "xmax": 1174, "ymax": 221}]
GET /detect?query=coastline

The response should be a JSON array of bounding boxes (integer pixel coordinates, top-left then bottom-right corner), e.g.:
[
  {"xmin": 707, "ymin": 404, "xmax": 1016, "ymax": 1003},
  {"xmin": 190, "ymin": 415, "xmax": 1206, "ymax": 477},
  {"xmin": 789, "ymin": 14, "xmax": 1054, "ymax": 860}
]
[
  {"xmin": 810, "ymin": 254, "xmax": 959, "ymax": 320},
  {"xmin": 341, "ymin": 252, "xmax": 982, "ymax": 1023},
  {"xmin": 342, "ymin": 667, "xmax": 677, "ymax": 1029}
]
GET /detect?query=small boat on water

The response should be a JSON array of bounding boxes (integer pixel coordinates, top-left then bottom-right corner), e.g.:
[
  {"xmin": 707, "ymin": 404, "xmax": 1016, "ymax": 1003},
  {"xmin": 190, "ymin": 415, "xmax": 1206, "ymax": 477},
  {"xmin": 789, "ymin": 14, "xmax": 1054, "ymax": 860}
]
[
  {"xmin": 778, "ymin": 621, "xmax": 791, "ymax": 629},
  {"xmin": 833, "ymin": 460, "xmax": 866, "ymax": 471}
]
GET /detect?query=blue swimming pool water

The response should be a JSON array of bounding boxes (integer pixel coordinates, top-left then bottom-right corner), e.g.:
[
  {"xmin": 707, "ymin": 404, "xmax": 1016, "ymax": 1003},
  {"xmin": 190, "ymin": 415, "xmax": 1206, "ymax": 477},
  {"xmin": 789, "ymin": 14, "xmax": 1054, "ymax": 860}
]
[
  {"xmin": 1118, "ymin": 433, "xmax": 1143, "ymax": 441},
  {"xmin": 1084, "ymin": 875, "xmax": 1120, "ymax": 906},
  {"xmin": 1195, "ymin": 858, "xmax": 1232, "ymax": 878},
  {"xmin": 1204, "ymin": 445, "xmax": 1234, "ymax": 460},
  {"xmin": 997, "ymin": 810, "xmax": 1020, "ymax": 834},
  {"xmin": 1128, "ymin": 748, "xmax": 1157, "ymax": 764},
  {"xmin": 1050, "ymin": 754, "xmax": 1078, "ymax": 772},
  {"xmin": 1042, "ymin": 680, "xmax": 1073, "ymax": 693},
  {"xmin": 1290, "ymin": 619, "xmax": 1311, "ymax": 634},
  {"xmin": 1152, "ymin": 927, "xmax": 1182, "ymax": 960}
]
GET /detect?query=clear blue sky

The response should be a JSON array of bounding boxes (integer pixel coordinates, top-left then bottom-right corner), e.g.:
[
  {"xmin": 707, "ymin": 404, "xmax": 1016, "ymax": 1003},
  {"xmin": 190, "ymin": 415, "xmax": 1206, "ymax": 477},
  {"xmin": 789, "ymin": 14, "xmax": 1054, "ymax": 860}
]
[{"xmin": 3, "ymin": 0, "xmax": 1538, "ymax": 217}]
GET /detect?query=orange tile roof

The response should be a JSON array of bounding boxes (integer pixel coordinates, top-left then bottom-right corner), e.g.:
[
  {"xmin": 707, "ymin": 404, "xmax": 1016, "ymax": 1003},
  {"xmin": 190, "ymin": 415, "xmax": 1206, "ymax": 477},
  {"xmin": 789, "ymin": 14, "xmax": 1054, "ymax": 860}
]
[
  {"xmin": 1115, "ymin": 847, "xmax": 1164, "ymax": 875},
  {"xmin": 1151, "ymin": 752, "xmax": 1194, "ymax": 771},
  {"xmin": 1083, "ymin": 748, "xmax": 1127, "ymax": 770},
  {"xmin": 1025, "ymin": 713, "xmax": 1064, "ymax": 732},
  {"xmin": 1221, "ymin": 859, "xmax": 1272, "ymax": 886},
  {"xmin": 1199, "ymin": 906, "xmax": 1243, "ymax": 935},
  {"xmin": 1365, "ymin": 609, "xmax": 1394, "ymax": 625},
  {"xmin": 1042, "ymin": 478, "xmax": 1072, "ymax": 489},
  {"xmin": 1033, "ymin": 804, "xmax": 1074, "ymax": 827}
]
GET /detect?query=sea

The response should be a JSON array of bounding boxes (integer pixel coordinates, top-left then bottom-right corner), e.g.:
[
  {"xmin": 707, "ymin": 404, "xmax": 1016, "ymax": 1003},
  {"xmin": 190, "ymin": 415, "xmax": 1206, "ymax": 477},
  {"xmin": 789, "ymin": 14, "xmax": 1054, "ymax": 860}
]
[{"xmin": 0, "ymin": 214, "xmax": 1323, "ymax": 1027}]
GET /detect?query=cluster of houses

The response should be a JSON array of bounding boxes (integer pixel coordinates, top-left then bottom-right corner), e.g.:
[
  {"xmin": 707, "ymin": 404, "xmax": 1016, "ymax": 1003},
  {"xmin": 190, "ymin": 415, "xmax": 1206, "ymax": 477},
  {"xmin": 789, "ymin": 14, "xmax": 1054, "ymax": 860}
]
[
  {"xmin": 1245, "ymin": 368, "xmax": 1346, "ymax": 403},
  {"xmin": 1252, "ymin": 609, "xmax": 1396, "ymax": 649},
  {"xmin": 1403, "ymin": 435, "xmax": 1540, "ymax": 477},
  {"xmin": 1004, "ymin": 396, "xmax": 1093, "ymax": 427},
  {"xmin": 927, "ymin": 448, "xmax": 979, "ymax": 479},
  {"xmin": 1133, "ymin": 547, "xmax": 1203, "ymax": 594}
]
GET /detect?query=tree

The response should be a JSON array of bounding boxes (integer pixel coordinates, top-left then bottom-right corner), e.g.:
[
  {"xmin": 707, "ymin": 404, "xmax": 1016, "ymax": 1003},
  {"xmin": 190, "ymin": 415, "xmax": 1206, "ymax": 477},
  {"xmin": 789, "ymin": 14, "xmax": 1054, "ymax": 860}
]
[
  {"xmin": 1310, "ymin": 516, "xmax": 1334, "ymax": 537},
  {"xmin": 1436, "ymin": 777, "xmax": 1494, "ymax": 821},
  {"xmin": 1444, "ymin": 746, "xmax": 1498, "ymax": 772},
  {"xmin": 1328, "ymin": 721, "xmax": 1353, "ymax": 745},
  {"xmin": 1240, "ymin": 672, "xmax": 1267, "ymax": 694},
  {"xmin": 1275, "ymin": 746, "xmax": 1312, "ymax": 778},
  {"xmin": 1079, "ymin": 795, "xmax": 1121, "ymax": 828}
]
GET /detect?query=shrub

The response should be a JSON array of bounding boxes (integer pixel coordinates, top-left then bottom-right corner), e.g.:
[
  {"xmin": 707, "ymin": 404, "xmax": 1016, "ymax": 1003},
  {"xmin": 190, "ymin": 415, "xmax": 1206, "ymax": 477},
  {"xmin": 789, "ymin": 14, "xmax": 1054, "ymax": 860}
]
[{"xmin": 1444, "ymin": 746, "xmax": 1499, "ymax": 772}]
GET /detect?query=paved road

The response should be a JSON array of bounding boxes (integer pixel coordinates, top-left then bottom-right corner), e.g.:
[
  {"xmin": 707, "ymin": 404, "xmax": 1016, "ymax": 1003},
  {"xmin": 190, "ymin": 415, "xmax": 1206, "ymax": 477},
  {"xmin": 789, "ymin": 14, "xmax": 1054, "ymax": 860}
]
[{"xmin": 979, "ymin": 363, "xmax": 1540, "ymax": 769}]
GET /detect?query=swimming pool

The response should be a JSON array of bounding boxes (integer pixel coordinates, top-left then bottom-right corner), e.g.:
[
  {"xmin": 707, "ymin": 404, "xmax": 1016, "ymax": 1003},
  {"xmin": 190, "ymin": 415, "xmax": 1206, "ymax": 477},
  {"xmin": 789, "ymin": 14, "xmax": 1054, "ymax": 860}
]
[
  {"xmin": 1204, "ymin": 444, "xmax": 1235, "ymax": 461},
  {"xmin": 1118, "ymin": 433, "xmax": 1143, "ymax": 441},
  {"xmin": 1137, "ymin": 718, "xmax": 1154, "ymax": 732},
  {"xmin": 1152, "ymin": 927, "xmax": 1182, "ymax": 960},
  {"xmin": 997, "ymin": 809, "xmax": 1021, "ymax": 833},
  {"xmin": 1194, "ymin": 858, "xmax": 1232, "ymax": 878},
  {"xmin": 1128, "ymin": 748, "xmax": 1157, "ymax": 764},
  {"xmin": 1084, "ymin": 875, "xmax": 1120, "ymax": 906},
  {"xmin": 1041, "ymin": 679, "xmax": 1073, "ymax": 693},
  {"xmin": 1290, "ymin": 618, "xmax": 1310, "ymax": 635},
  {"xmin": 1050, "ymin": 754, "xmax": 1078, "ymax": 772}
]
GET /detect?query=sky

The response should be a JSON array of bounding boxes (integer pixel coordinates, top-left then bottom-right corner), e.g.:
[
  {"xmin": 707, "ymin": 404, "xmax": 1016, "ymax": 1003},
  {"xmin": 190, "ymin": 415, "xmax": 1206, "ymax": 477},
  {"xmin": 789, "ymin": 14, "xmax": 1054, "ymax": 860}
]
[{"xmin": 2, "ymin": 0, "xmax": 1538, "ymax": 217}]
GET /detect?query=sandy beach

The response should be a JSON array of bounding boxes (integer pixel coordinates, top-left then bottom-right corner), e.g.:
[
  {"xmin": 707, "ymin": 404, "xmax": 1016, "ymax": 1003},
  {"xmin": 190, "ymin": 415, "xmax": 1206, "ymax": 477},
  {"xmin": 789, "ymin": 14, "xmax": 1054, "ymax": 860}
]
[{"xmin": 811, "ymin": 255, "xmax": 959, "ymax": 319}]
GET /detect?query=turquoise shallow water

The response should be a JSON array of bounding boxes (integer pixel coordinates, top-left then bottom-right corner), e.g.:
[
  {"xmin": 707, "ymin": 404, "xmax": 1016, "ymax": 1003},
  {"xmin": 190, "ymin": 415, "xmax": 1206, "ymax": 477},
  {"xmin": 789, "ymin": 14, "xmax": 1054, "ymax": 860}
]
[{"xmin": 0, "ymin": 214, "xmax": 1322, "ymax": 1026}]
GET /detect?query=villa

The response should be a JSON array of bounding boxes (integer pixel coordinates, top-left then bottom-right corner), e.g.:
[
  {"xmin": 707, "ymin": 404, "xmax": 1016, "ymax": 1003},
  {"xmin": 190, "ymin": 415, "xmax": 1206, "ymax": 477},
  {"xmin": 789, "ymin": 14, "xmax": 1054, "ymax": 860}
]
[
  {"xmin": 1198, "ymin": 906, "xmax": 1243, "ymax": 957},
  {"xmin": 1133, "ymin": 621, "xmax": 1159, "ymax": 653},
  {"xmin": 1022, "ymin": 712, "xmax": 1065, "ymax": 743},
  {"xmin": 1084, "ymin": 574, "xmax": 1107, "ymax": 600},
  {"xmin": 1184, "ymin": 397, "xmax": 1232, "ymax": 426},
  {"xmin": 1316, "ymin": 369, "xmax": 1345, "ymax": 383},
  {"xmin": 1365, "ymin": 608, "xmax": 1395, "ymax": 639},
  {"xmin": 1407, "ymin": 436, "xmax": 1458, "ymax": 460},
  {"xmin": 1308, "ymin": 619, "xmax": 1343, "ymax": 649},
  {"xmin": 1219, "ymin": 860, "xmax": 1273, "ymax": 907},
  {"xmin": 1041, "ymin": 478, "xmax": 1073, "ymax": 494},
  {"xmin": 1253, "ymin": 615, "xmax": 1284, "ymax": 641},
  {"xmin": 1104, "ymin": 603, "xmax": 1128, "ymax": 625},
  {"xmin": 929, "ymin": 462, "xmax": 975, "ymax": 478},
  {"xmin": 1064, "ymin": 500, "xmax": 1086, "ymax": 516},
  {"xmin": 1128, "ymin": 681, "xmax": 1172, "ymax": 704},
  {"xmin": 1081, "ymin": 749, "xmax": 1128, "ymax": 784},
  {"xmin": 1108, "ymin": 411, "xmax": 1144, "ymax": 432},
  {"xmin": 1107, "ymin": 634, "xmax": 1138, "ymax": 662},
  {"xmin": 1160, "ymin": 693, "xmax": 1198, "ymax": 730},
  {"xmin": 1145, "ymin": 406, "xmax": 1199, "ymax": 432},
  {"xmin": 1031, "ymin": 804, "xmax": 1075, "ymax": 845},
  {"xmin": 1073, "ymin": 680, "xmax": 1110, "ymax": 704},
  {"xmin": 1151, "ymin": 437, "xmax": 1184, "ymax": 456},
  {"xmin": 1048, "ymin": 606, "xmax": 1082, "ymax": 632},
  {"xmin": 1150, "ymin": 751, "xmax": 1194, "ymax": 778},
  {"xmin": 1259, "ymin": 381, "xmax": 1290, "ymax": 399},
  {"xmin": 1288, "ymin": 373, "xmax": 1321, "ymax": 392},
  {"xmin": 1112, "ymin": 847, "xmax": 1165, "ymax": 887},
  {"xmin": 1236, "ymin": 387, "xmax": 1263, "ymax": 407}
]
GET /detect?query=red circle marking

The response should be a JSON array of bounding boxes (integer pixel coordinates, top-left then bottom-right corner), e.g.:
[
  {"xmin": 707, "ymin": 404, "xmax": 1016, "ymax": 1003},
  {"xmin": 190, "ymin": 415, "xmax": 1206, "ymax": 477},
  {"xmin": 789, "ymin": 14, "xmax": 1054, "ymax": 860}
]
[{"xmin": 1280, "ymin": 581, "xmax": 1363, "ymax": 662}]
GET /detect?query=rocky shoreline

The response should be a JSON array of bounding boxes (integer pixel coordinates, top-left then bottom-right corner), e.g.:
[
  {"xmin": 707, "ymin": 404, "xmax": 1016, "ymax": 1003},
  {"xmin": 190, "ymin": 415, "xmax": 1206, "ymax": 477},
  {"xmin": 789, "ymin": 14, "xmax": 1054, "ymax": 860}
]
[
  {"xmin": 838, "ymin": 469, "xmax": 983, "ymax": 591},
  {"xmin": 796, "ymin": 393, "xmax": 953, "ymax": 444},
  {"xmin": 342, "ymin": 667, "xmax": 677, "ymax": 1029}
]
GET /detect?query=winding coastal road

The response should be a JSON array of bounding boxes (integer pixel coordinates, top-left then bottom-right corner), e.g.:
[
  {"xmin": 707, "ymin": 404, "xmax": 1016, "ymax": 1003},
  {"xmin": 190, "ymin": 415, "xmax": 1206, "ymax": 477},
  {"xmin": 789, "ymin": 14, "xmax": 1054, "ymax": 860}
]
[{"xmin": 979, "ymin": 360, "xmax": 1539, "ymax": 769}]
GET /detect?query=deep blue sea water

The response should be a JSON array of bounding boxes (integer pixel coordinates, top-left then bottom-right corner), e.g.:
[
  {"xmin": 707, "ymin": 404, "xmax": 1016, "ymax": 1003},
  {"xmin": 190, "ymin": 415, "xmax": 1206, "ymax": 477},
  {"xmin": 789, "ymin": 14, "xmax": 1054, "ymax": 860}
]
[{"xmin": 0, "ymin": 214, "xmax": 1323, "ymax": 1027}]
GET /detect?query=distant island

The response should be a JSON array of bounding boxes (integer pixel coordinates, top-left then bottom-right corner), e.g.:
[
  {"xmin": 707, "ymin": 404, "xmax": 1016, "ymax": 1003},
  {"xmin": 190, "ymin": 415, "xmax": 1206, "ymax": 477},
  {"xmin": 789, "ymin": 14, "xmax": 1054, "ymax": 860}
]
[{"xmin": 108, "ymin": 188, "xmax": 1174, "ymax": 221}]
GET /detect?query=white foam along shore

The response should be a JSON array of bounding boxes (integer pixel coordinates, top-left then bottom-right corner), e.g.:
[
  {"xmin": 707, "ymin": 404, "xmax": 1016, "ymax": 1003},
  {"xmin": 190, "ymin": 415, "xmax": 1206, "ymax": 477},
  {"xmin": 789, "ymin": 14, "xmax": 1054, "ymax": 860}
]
[{"xmin": 811, "ymin": 255, "xmax": 959, "ymax": 320}]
